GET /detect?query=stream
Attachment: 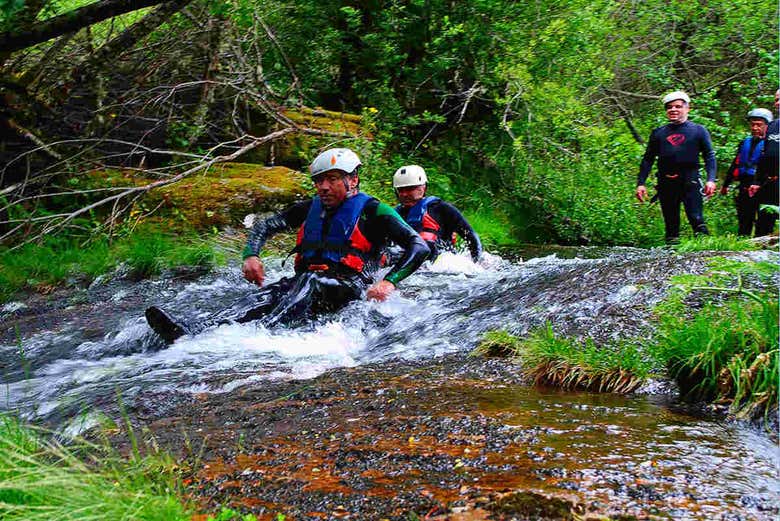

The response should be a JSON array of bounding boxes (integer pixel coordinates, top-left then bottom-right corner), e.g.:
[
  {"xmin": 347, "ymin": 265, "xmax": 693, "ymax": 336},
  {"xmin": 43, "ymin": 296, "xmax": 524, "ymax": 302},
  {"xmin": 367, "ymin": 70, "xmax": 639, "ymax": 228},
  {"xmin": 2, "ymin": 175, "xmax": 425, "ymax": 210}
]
[{"xmin": 1, "ymin": 247, "xmax": 778, "ymax": 519}]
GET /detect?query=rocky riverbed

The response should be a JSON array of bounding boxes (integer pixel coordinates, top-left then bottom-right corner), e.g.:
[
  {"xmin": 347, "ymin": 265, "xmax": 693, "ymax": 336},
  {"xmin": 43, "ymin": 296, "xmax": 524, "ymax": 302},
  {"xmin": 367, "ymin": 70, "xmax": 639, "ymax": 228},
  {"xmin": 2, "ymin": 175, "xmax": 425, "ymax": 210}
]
[{"xmin": 135, "ymin": 354, "xmax": 778, "ymax": 521}]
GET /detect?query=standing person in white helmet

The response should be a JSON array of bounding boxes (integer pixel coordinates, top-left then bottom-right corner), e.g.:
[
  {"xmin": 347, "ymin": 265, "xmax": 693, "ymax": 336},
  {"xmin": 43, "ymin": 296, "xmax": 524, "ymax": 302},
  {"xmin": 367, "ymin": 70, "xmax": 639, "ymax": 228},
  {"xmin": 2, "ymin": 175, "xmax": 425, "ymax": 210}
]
[
  {"xmin": 751, "ymin": 89, "xmax": 780, "ymax": 236},
  {"xmin": 636, "ymin": 91, "xmax": 717, "ymax": 244},
  {"xmin": 145, "ymin": 148, "xmax": 429, "ymax": 344},
  {"xmin": 720, "ymin": 108, "xmax": 773, "ymax": 236},
  {"xmin": 392, "ymin": 165, "xmax": 482, "ymax": 263}
]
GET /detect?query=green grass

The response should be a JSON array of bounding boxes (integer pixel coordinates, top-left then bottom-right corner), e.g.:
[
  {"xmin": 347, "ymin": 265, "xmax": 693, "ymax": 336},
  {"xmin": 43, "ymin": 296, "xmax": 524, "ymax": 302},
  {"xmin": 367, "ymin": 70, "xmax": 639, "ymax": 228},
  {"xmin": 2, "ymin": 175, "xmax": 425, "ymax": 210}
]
[
  {"xmin": 473, "ymin": 325, "xmax": 654, "ymax": 393},
  {"xmin": 519, "ymin": 325, "xmax": 653, "ymax": 393},
  {"xmin": 649, "ymin": 297, "xmax": 778, "ymax": 419},
  {"xmin": 471, "ymin": 258, "xmax": 778, "ymax": 422},
  {"xmin": 463, "ymin": 208, "xmax": 519, "ymax": 248},
  {"xmin": 0, "ymin": 226, "xmax": 228, "ymax": 302},
  {"xmin": 647, "ymin": 262, "xmax": 779, "ymax": 420},
  {"xmin": 117, "ymin": 228, "xmax": 225, "ymax": 279},
  {"xmin": 675, "ymin": 234, "xmax": 759, "ymax": 252},
  {"xmin": 0, "ymin": 414, "xmax": 192, "ymax": 521},
  {"xmin": 206, "ymin": 507, "xmax": 261, "ymax": 521}
]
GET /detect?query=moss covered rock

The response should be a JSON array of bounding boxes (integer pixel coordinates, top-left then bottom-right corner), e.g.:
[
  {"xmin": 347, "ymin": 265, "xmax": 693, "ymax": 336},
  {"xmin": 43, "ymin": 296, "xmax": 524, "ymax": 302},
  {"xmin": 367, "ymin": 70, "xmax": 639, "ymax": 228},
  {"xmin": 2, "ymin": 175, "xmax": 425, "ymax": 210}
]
[
  {"xmin": 149, "ymin": 163, "xmax": 308, "ymax": 229},
  {"xmin": 266, "ymin": 107, "xmax": 371, "ymax": 168},
  {"xmin": 487, "ymin": 491, "xmax": 581, "ymax": 520},
  {"xmin": 85, "ymin": 162, "xmax": 308, "ymax": 230}
]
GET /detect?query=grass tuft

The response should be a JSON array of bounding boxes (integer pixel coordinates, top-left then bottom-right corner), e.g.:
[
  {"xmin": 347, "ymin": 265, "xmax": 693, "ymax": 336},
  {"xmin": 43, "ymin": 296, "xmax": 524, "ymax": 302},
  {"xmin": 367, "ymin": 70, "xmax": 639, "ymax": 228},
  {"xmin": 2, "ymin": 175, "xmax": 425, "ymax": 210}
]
[
  {"xmin": 648, "ymin": 272, "xmax": 778, "ymax": 420},
  {"xmin": 470, "ymin": 329, "xmax": 522, "ymax": 357},
  {"xmin": 0, "ymin": 414, "xmax": 191, "ymax": 521},
  {"xmin": 518, "ymin": 324, "xmax": 652, "ymax": 393},
  {"xmin": 473, "ymin": 326, "xmax": 653, "ymax": 394}
]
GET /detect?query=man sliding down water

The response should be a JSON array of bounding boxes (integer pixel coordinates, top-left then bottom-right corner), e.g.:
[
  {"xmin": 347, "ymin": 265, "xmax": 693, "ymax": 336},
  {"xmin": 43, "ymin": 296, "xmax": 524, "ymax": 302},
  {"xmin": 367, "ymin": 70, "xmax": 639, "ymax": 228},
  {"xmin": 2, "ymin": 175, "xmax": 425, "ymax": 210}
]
[
  {"xmin": 145, "ymin": 148, "xmax": 430, "ymax": 344},
  {"xmin": 392, "ymin": 165, "xmax": 482, "ymax": 263}
]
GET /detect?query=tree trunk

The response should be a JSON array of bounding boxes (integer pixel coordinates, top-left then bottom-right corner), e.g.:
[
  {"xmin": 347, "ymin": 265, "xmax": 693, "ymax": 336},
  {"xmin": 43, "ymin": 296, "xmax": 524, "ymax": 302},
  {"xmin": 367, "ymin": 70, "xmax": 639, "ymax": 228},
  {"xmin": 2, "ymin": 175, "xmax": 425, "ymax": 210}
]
[
  {"xmin": 70, "ymin": 0, "xmax": 192, "ymax": 83},
  {"xmin": 0, "ymin": 0, "xmax": 169, "ymax": 54}
]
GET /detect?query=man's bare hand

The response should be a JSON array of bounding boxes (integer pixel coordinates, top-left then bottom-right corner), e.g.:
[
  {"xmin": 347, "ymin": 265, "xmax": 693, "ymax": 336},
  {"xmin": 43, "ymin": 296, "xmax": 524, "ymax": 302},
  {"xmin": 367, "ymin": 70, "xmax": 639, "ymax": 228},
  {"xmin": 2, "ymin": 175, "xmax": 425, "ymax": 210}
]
[
  {"xmin": 242, "ymin": 256, "xmax": 265, "ymax": 286},
  {"xmin": 366, "ymin": 280, "xmax": 395, "ymax": 301},
  {"xmin": 636, "ymin": 185, "xmax": 648, "ymax": 203}
]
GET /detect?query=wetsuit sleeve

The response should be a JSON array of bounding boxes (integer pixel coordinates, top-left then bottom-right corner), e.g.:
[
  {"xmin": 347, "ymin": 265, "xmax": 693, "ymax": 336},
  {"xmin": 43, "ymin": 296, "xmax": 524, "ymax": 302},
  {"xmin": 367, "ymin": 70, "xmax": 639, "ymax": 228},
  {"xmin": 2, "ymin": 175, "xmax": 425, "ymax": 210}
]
[
  {"xmin": 699, "ymin": 125, "xmax": 717, "ymax": 183},
  {"xmin": 723, "ymin": 144, "xmax": 740, "ymax": 188},
  {"xmin": 756, "ymin": 120, "xmax": 779, "ymax": 185},
  {"xmin": 242, "ymin": 200, "xmax": 311, "ymax": 259},
  {"xmin": 368, "ymin": 202, "xmax": 429, "ymax": 286},
  {"xmin": 638, "ymin": 129, "xmax": 659, "ymax": 186},
  {"xmin": 439, "ymin": 202, "xmax": 483, "ymax": 261}
]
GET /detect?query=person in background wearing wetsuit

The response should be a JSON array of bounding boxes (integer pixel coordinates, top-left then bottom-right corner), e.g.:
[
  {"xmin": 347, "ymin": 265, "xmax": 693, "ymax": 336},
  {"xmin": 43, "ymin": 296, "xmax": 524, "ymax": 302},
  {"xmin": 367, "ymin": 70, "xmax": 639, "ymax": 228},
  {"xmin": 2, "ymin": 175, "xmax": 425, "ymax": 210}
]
[
  {"xmin": 392, "ymin": 165, "xmax": 482, "ymax": 263},
  {"xmin": 636, "ymin": 91, "xmax": 717, "ymax": 244},
  {"xmin": 145, "ymin": 148, "xmax": 429, "ymax": 344},
  {"xmin": 750, "ymin": 89, "xmax": 780, "ymax": 236},
  {"xmin": 720, "ymin": 108, "xmax": 773, "ymax": 236}
]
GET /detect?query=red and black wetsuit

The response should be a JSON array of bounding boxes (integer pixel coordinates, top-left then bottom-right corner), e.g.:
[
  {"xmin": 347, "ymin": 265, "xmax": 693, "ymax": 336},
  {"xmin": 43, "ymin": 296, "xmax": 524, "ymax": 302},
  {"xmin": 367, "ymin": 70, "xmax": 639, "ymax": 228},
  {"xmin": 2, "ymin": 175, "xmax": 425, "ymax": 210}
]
[
  {"xmin": 231, "ymin": 194, "xmax": 429, "ymax": 326},
  {"xmin": 395, "ymin": 197, "xmax": 482, "ymax": 262},
  {"xmin": 755, "ymin": 119, "xmax": 779, "ymax": 236},
  {"xmin": 638, "ymin": 120, "xmax": 717, "ymax": 242},
  {"xmin": 146, "ymin": 194, "xmax": 429, "ymax": 342},
  {"xmin": 723, "ymin": 136, "xmax": 764, "ymax": 236}
]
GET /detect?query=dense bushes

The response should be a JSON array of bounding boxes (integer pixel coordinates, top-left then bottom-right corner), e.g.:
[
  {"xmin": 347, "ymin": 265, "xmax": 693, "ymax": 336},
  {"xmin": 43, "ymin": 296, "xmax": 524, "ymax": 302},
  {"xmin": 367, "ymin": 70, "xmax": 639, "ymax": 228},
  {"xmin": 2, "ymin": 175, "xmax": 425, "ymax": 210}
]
[
  {"xmin": 2, "ymin": 0, "xmax": 777, "ymax": 246},
  {"xmin": 249, "ymin": 0, "xmax": 777, "ymax": 245}
]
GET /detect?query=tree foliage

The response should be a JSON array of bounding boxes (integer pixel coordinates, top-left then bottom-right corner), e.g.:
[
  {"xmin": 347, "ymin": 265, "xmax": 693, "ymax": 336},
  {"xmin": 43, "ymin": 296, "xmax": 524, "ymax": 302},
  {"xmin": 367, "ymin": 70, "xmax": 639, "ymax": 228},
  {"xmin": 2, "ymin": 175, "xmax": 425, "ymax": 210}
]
[{"xmin": 0, "ymin": 0, "xmax": 777, "ymax": 246}]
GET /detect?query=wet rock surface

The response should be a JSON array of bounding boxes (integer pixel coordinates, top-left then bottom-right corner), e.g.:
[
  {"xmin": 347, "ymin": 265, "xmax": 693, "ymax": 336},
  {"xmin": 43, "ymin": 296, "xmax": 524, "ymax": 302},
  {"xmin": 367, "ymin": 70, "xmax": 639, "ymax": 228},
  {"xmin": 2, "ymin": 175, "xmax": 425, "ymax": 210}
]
[{"xmin": 124, "ymin": 355, "xmax": 778, "ymax": 521}]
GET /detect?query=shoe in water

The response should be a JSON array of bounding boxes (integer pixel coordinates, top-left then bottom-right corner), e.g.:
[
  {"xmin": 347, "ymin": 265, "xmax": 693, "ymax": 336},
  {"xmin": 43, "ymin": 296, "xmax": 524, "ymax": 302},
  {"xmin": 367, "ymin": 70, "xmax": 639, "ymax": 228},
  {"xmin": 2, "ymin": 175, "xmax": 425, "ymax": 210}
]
[{"xmin": 145, "ymin": 306, "xmax": 188, "ymax": 344}]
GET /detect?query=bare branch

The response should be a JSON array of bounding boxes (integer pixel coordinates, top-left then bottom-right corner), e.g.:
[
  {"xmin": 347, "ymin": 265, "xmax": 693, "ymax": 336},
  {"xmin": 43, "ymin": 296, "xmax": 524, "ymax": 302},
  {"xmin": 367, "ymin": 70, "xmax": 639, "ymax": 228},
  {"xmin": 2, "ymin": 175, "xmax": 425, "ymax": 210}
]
[
  {"xmin": 6, "ymin": 118, "xmax": 62, "ymax": 159},
  {"xmin": 3, "ymin": 124, "xmax": 355, "ymax": 247}
]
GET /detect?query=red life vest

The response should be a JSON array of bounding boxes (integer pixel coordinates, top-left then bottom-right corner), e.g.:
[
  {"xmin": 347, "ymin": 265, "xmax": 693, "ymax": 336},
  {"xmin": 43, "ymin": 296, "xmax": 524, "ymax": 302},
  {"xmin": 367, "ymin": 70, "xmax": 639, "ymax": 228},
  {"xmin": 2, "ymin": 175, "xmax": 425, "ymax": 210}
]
[{"xmin": 397, "ymin": 196, "xmax": 455, "ymax": 245}]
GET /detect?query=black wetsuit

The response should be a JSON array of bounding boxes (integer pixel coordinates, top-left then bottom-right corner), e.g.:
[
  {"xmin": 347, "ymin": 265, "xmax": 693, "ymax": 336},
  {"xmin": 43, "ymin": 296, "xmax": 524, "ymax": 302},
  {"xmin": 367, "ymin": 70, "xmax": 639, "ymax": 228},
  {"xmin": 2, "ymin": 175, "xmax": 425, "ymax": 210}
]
[
  {"xmin": 723, "ymin": 136, "xmax": 763, "ymax": 236},
  {"xmin": 395, "ymin": 197, "xmax": 483, "ymax": 262},
  {"xmin": 638, "ymin": 120, "xmax": 717, "ymax": 242},
  {"xmin": 146, "ymin": 194, "xmax": 429, "ymax": 343},
  {"xmin": 755, "ymin": 119, "xmax": 779, "ymax": 236}
]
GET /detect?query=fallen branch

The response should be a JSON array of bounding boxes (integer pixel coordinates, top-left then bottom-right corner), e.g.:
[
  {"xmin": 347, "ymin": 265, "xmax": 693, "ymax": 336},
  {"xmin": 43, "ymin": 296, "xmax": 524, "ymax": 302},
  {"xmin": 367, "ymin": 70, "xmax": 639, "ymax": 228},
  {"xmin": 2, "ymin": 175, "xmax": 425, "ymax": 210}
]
[{"xmin": 3, "ymin": 124, "xmax": 354, "ymax": 247}]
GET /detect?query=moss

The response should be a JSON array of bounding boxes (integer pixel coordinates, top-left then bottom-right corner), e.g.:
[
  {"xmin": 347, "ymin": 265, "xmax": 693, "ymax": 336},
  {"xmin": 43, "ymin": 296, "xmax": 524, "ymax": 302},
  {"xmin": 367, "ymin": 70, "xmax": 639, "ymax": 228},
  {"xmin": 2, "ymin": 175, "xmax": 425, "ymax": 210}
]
[
  {"xmin": 151, "ymin": 164, "xmax": 307, "ymax": 228},
  {"xmin": 281, "ymin": 106, "xmax": 364, "ymax": 132},
  {"xmin": 86, "ymin": 163, "xmax": 308, "ymax": 230},
  {"xmin": 488, "ymin": 491, "xmax": 579, "ymax": 520},
  {"xmin": 271, "ymin": 107, "xmax": 372, "ymax": 168}
]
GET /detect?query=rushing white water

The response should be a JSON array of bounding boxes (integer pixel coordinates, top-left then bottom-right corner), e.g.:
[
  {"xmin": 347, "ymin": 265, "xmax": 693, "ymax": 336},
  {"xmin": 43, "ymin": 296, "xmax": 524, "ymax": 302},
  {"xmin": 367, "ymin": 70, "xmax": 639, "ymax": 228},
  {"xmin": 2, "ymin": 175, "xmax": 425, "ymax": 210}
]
[
  {"xmin": 0, "ymin": 251, "xmax": 513, "ymax": 422},
  {"xmin": 2, "ymin": 248, "xmax": 777, "ymax": 427}
]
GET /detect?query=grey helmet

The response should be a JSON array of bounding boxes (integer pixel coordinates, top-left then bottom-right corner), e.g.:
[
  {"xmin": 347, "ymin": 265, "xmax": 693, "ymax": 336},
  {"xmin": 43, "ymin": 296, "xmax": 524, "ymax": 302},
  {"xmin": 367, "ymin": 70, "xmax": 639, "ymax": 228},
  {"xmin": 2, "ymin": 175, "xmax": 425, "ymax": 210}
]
[{"xmin": 746, "ymin": 108, "xmax": 773, "ymax": 124}]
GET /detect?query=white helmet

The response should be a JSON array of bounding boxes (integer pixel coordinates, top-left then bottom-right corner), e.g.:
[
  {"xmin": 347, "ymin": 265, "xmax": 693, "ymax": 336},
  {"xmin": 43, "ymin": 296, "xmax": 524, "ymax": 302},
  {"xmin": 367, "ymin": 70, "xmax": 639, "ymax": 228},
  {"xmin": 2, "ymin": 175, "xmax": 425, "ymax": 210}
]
[
  {"xmin": 309, "ymin": 148, "xmax": 362, "ymax": 177},
  {"xmin": 662, "ymin": 91, "xmax": 690, "ymax": 105},
  {"xmin": 747, "ymin": 108, "xmax": 773, "ymax": 124},
  {"xmin": 392, "ymin": 165, "xmax": 427, "ymax": 189}
]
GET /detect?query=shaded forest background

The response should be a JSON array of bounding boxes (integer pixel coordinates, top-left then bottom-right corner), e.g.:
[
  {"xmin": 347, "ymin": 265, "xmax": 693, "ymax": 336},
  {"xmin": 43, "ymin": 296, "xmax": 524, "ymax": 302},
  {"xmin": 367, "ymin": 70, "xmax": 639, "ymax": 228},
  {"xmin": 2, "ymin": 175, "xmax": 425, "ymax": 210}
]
[{"xmin": 1, "ymin": 0, "xmax": 778, "ymax": 248}]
